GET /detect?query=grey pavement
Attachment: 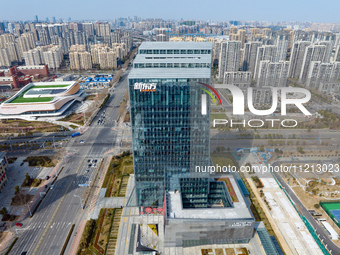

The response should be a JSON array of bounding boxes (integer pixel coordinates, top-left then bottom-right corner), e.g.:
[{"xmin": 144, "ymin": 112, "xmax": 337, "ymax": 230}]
[{"xmin": 90, "ymin": 188, "xmax": 125, "ymax": 219}]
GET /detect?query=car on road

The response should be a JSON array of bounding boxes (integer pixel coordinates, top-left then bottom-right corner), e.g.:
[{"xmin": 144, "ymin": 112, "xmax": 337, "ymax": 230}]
[
  {"xmin": 15, "ymin": 223, "xmax": 23, "ymax": 227},
  {"xmin": 45, "ymin": 185, "xmax": 48, "ymax": 189},
  {"xmin": 50, "ymin": 185, "xmax": 54, "ymax": 189},
  {"xmin": 21, "ymin": 252, "xmax": 27, "ymax": 255},
  {"xmin": 80, "ymin": 140, "xmax": 85, "ymax": 144},
  {"xmin": 20, "ymin": 162, "xmax": 24, "ymax": 166}
]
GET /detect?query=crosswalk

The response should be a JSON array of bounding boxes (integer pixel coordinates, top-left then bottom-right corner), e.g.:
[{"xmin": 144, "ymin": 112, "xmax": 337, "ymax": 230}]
[{"xmin": 27, "ymin": 221, "xmax": 72, "ymax": 230}]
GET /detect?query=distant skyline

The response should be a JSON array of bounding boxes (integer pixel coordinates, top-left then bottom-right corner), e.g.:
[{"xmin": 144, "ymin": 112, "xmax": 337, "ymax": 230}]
[{"xmin": 1, "ymin": 0, "xmax": 340, "ymax": 23}]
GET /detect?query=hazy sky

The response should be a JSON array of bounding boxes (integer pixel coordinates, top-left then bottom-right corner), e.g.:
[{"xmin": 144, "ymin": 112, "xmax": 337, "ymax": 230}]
[{"xmin": 2, "ymin": 0, "xmax": 340, "ymax": 23}]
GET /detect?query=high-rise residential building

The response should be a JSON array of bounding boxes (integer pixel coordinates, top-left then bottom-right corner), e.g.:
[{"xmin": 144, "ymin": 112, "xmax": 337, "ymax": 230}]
[
  {"xmin": 335, "ymin": 45, "xmax": 340, "ymax": 62},
  {"xmin": 250, "ymin": 28, "xmax": 260, "ymax": 41},
  {"xmin": 73, "ymin": 31, "xmax": 87, "ymax": 45},
  {"xmin": 14, "ymin": 23, "xmax": 24, "ymax": 36},
  {"xmin": 0, "ymin": 34, "xmax": 15, "ymax": 48},
  {"xmin": 242, "ymin": 42, "xmax": 261, "ymax": 74},
  {"xmin": 306, "ymin": 61, "xmax": 340, "ymax": 90},
  {"xmin": 275, "ymin": 31, "xmax": 290, "ymax": 62},
  {"xmin": 23, "ymin": 48, "xmax": 43, "ymax": 66},
  {"xmin": 112, "ymin": 43, "xmax": 127, "ymax": 59},
  {"xmin": 128, "ymin": 42, "xmax": 254, "ymax": 247},
  {"xmin": 98, "ymin": 51, "xmax": 117, "ymax": 69},
  {"xmin": 156, "ymin": 28, "xmax": 170, "ymax": 42},
  {"xmin": 17, "ymin": 32, "xmax": 36, "ymax": 61},
  {"xmin": 90, "ymin": 44, "xmax": 117, "ymax": 69},
  {"xmin": 262, "ymin": 28, "xmax": 271, "ymax": 38},
  {"xmin": 0, "ymin": 22, "xmax": 5, "ymax": 34},
  {"xmin": 289, "ymin": 41, "xmax": 311, "ymax": 78},
  {"xmin": 0, "ymin": 48, "xmax": 11, "ymax": 67},
  {"xmin": 218, "ymin": 41, "xmax": 241, "ymax": 80},
  {"xmin": 23, "ymin": 45, "xmax": 62, "ymax": 68},
  {"xmin": 319, "ymin": 32, "xmax": 337, "ymax": 63},
  {"xmin": 229, "ymin": 29, "xmax": 246, "ymax": 48},
  {"xmin": 6, "ymin": 42, "xmax": 20, "ymax": 63},
  {"xmin": 299, "ymin": 44, "xmax": 326, "ymax": 84},
  {"xmin": 254, "ymin": 45, "xmax": 277, "ymax": 81},
  {"xmin": 230, "ymin": 26, "xmax": 238, "ymax": 34},
  {"xmin": 257, "ymin": 60, "xmax": 290, "ymax": 87},
  {"xmin": 69, "ymin": 44, "xmax": 87, "ymax": 52},
  {"xmin": 238, "ymin": 29, "xmax": 246, "ymax": 48},
  {"xmin": 94, "ymin": 23, "xmax": 111, "ymax": 36},
  {"xmin": 224, "ymin": 71, "xmax": 251, "ymax": 85},
  {"xmin": 69, "ymin": 51, "xmax": 91, "ymax": 70},
  {"xmin": 82, "ymin": 23, "xmax": 94, "ymax": 36},
  {"xmin": 7, "ymin": 23, "xmax": 14, "ymax": 34},
  {"xmin": 37, "ymin": 29, "xmax": 50, "ymax": 46},
  {"xmin": 288, "ymin": 30, "xmax": 294, "ymax": 50},
  {"xmin": 69, "ymin": 22, "xmax": 82, "ymax": 31},
  {"xmin": 42, "ymin": 45, "xmax": 63, "ymax": 69}
]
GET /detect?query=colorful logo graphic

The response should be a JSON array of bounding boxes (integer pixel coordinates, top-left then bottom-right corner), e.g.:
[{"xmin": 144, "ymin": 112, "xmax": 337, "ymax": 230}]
[{"xmin": 199, "ymin": 82, "xmax": 223, "ymax": 115}]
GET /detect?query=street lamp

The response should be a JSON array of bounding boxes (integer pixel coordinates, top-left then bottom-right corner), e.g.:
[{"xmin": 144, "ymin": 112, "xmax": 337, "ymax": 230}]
[
  {"xmin": 25, "ymin": 201, "xmax": 33, "ymax": 217},
  {"xmin": 74, "ymin": 194, "xmax": 83, "ymax": 209}
]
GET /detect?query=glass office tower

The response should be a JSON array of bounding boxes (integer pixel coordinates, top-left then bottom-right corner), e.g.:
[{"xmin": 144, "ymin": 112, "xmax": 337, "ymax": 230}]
[{"xmin": 128, "ymin": 42, "xmax": 214, "ymax": 208}]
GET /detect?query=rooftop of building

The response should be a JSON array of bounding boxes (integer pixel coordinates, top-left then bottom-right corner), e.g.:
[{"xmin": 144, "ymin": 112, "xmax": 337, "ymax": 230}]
[
  {"xmin": 128, "ymin": 68, "xmax": 211, "ymax": 79},
  {"xmin": 5, "ymin": 81, "xmax": 76, "ymax": 104},
  {"xmin": 139, "ymin": 41, "xmax": 213, "ymax": 50},
  {"xmin": 166, "ymin": 175, "xmax": 253, "ymax": 220}
]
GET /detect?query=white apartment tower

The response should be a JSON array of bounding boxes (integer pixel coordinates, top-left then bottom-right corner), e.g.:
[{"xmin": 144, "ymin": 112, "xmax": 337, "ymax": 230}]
[{"xmin": 218, "ymin": 41, "xmax": 241, "ymax": 81}]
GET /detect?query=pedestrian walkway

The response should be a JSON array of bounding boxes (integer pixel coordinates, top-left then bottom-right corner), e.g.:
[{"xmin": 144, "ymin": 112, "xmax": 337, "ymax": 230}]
[
  {"xmin": 67, "ymin": 220, "xmax": 86, "ymax": 255},
  {"xmin": 90, "ymin": 195, "xmax": 125, "ymax": 219}
]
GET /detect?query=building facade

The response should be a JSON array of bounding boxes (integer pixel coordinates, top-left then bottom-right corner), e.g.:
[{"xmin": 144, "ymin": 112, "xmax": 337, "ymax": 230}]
[
  {"xmin": 0, "ymin": 152, "xmax": 8, "ymax": 193},
  {"xmin": 128, "ymin": 42, "xmax": 254, "ymax": 247},
  {"xmin": 128, "ymin": 42, "xmax": 213, "ymax": 208},
  {"xmin": 218, "ymin": 41, "xmax": 241, "ymax": 80}
]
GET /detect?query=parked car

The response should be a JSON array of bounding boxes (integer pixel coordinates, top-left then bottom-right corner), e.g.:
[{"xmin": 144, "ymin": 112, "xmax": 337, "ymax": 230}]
[
  {"xmin": 45, "ymin": 176, "xmax": 50, "ymax": 180},
  {"xmin": 15, "ymin": 223, "xmax": 23, "ymax": 227}
]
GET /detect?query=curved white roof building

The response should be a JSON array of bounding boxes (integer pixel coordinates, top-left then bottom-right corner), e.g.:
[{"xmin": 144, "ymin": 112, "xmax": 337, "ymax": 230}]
[{"xmin": 0, "ymin": 81, "xmax": 85, "ymax": 118}]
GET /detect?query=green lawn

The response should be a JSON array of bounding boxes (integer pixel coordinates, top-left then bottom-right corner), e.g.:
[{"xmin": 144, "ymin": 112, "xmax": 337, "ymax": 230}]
[
  {"xmin": 32, "ymin": 84, "xmax": 70, "ymax": 88},
  {"xmin": 8, "ymin": 84, "xmax": 71, "ymax": 104},
  {"xmin": 10, "ymin": 96, "xmax": 54, "ymax": 103},
  {"xmin": 321, "ymin": 202, "xmax": 340, "ymax": 211}
]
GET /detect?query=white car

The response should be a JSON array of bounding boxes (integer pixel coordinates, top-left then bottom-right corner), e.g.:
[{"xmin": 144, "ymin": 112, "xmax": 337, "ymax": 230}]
[{"xmin": 80, "ymin": 140, "xmax": 85, "ymax": 144}]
